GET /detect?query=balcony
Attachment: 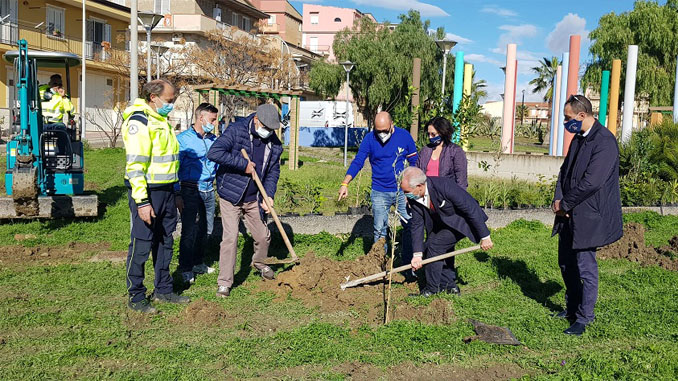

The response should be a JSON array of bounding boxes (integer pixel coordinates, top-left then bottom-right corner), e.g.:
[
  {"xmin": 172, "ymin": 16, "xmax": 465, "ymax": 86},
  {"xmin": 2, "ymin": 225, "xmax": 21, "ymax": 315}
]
[
  {"xmin": 153, "ymin": 14, "xmax": 257, "ymax": 40},
  {"xmin": 0, "ymin": 21, "xmax": 127, "ymax": 65}
]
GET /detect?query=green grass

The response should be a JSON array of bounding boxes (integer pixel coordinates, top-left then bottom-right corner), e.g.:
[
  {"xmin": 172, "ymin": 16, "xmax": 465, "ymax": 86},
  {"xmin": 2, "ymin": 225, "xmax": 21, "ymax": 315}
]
[
  {"xmin": 469, "ymin": 136, "xmax": 549, "ymax": 154},
  {"xmin": 1, "ymin": 149, "xmax": 677, "ymax": 379}
]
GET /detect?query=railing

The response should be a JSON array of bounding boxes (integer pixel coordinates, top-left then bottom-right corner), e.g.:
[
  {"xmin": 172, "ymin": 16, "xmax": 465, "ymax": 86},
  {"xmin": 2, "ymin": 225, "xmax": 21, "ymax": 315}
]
[{"xmin": 1, "ymin": 21, "xmax": 127, "ymax": 65}]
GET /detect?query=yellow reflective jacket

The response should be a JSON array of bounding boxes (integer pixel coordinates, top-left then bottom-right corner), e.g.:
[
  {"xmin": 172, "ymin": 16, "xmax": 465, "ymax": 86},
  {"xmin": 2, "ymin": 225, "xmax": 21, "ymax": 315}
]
[
  {"xmin": 122, "ymin": 98, "xmax": 180, "ymax": 205},
  {"xmin": 39, "ymin": 84, "xmax": 75, "ymax": 123}
]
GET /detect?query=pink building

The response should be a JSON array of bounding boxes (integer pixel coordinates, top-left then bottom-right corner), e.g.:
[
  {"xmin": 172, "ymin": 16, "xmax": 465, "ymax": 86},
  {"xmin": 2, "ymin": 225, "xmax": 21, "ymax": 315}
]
[
  {"xmin": 250, "ymin": 0, "xmax": 303, "ymax": 47},
  {"xmin": 302, "ymin": 4, "xmax": 375, "ymax": 61}
]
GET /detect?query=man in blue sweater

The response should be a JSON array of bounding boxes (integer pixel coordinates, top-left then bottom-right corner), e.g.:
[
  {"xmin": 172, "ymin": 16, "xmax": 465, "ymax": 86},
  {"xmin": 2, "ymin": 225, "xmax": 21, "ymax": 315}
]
[
  {"xmin": 338, "ymin": 111, "xmax": 418, "ymax": 274},
  {"xmin": 175, "ymin": 103, "xmax": 219, "ymax": 285}
]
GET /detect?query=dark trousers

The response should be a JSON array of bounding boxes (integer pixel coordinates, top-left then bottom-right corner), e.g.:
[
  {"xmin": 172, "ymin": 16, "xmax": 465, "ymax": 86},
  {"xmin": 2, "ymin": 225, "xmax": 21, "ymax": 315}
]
[
  {"xmin": 558, "ymin": 224, "xmax": 598, "ymax": 324},
  {"xmin": 423, "ymin": 228, "xmax": 460, "ymax": 293},
  {"xmin": 126, "ymin": 186, "xmax": 178, "ymax": 303},
  {"xmin": 177, "ymin": 187, "xmax": 213, "ymax": 272}
]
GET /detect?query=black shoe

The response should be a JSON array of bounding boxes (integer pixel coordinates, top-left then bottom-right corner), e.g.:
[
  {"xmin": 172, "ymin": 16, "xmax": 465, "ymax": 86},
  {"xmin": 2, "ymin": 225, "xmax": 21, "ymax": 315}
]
[
  {"xmin": 128, "ymin": 299, "xmax": 157, "ymax": 314},
  {"xmin": 403, "ymin": 270, "xmax": 418, "ymax": 283},
  {"xmin": 563, "ymin": 322, "xmax": 586, "ymax": 336},
  {"xmin": 151, "ymin": 292, "xmax": 191, "ymax": 304},
  {"xmin": 445, "ymin": 285, "xmax": 461, "ymax": 295},
  {"xmin": 419, "ymin": 289, "xmax": 438, "ymax": 297}
]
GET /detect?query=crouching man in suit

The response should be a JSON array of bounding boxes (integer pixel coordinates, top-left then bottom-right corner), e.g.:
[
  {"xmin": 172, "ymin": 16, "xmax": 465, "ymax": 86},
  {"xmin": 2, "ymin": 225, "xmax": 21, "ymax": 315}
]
[{"xmin": 401, "ymin": 167, "xmax": 494, "ymax": 296}]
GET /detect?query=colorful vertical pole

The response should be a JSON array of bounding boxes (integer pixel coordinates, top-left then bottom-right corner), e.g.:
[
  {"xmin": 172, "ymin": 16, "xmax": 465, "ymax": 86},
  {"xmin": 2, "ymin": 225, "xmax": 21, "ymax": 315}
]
[
  {"xmin": 452, "ymin": 51, "xmax": 465, "ymax": 143},
  {"xmin": 501, "ymin": 44, "xmax": 517, "ymax": 154},
  {"xmin": 462, "ymin": 63, "xmax": 473, "ymax": 150},
  {"xmin": 622, "ymin": 45, "xmax": 638, "ymax": 143},
  {"xmin": 598, "ymin": 70, "xmax": 610, "ymax": 126},
  {"xmin": 562, "ymin": 35, "xmax": 581, "ymax": 156},
  {"xmin": 549, "ymin": 65, "xmax": 562, "ymax": 156},
  {"xmin": 557, "ymin": 52, "xmax": 570, "ymax": 156},
  {"xmin": 673, "ymin": 55, "xmax": 678, "ymax": 123},
  {"xmin": 608, "ymin": 59, "xmax": 622, "ymax": 136}
]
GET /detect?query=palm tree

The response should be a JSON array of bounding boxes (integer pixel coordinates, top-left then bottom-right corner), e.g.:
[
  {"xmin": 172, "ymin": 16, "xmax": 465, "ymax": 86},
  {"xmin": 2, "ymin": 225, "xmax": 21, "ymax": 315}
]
[
  {"xmin": 470, "ymin": 69, "xmax": 487, "ymax": 102},
  {"xmin": 529, "ymin": 57, "xmax": 560, "ymax": 104}
]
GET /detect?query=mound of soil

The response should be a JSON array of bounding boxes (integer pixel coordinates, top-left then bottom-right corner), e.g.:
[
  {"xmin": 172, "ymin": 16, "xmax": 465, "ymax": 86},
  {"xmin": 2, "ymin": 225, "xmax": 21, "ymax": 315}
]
[
  {"xmin": 175, "ymin": 298, "xmax": 232, "ymax": 326},
  {"xmin": 260, "ymin": 239, "xmax": 454, "ymax": 325},
  {"xmin": 598, "ymin": 223, "xmax": 678, "ymax": 271},
  {"xmin": 0, "ymin": 242, "xmax": 110, "ymax": 267}
]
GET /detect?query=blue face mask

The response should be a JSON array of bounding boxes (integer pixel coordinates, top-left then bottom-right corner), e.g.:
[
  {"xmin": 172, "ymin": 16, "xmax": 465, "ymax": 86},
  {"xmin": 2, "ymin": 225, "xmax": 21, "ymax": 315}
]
[
  {"xmin": 202, "ymin": 122, "xmax": 215, "ymax": 134},
  {"xmin": 429, "ymin": 135, "xmax": 442, "ymax": 145},
  {"xmin": 564, "ymin": 118, "xmax": 583, "ymax": 134},
  {"xmin": 405, "ymin": 192, "xmax": 421, "ymax": 201},
  {"xmin": 154, "ymin": 98, "xmax": 174, "ymax": 117}
]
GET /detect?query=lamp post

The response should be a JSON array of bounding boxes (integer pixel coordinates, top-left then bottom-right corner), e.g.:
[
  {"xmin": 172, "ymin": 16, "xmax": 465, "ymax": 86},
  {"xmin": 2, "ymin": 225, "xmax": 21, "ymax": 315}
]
[
  {"xmin": 130, "ymin": 0, "xmax": 138, "ymax": 101},
  {"xmin": 138, "ymin": 11, "xmax": 163, "ymax": 83},
  {"xmin": 521, "ymin": 89, "xmax": 525, "ymax": 125},
  {"xmin": 340, "ymin": 60, "xmax": 355, "ymax": 168},
  {"xmin": 435, "ymin": 39, "xmax": 457, "ymax": 102},
  {"xmin": 152, "ymin": 44, "xmax": 170, "ymax": 79}
]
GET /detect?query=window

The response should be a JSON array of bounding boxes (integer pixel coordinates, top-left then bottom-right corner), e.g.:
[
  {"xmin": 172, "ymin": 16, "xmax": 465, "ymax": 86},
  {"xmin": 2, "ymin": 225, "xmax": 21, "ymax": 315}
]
[
  {"xmin": 242, "ymin": 16, "xmax": 251, "ymax": 32},
  {"xmin": 267, "ymin": 15, "xmax": 276, "ymax": 25},
  {"xmin": 85, "ymin": 18, "xmax": 111, "ymax": 59},
  {"xmin": 232, "ymin": 12, "xmax": 239, "ymax": 27},
  {"xmin": 334, "ymin": 17, "xmax": 341, "ymax": 22},
  {"xmin": 46, "ymin": 5, "xmax": 65, "ymax": 37},
  {"xmin": 309, "ymin": 37, "xmax": 318, "ymax": 53},
  {"xmin": 310, "ymin": 12, "xmax": 318, "ymax": 25},
  {"xmin": 213, "ymin": 7, "xmax": 222, "ymax": 22},
  {"xmin": 154, "ymin": 0, "xmax": 170, "ymax": 15},
  {"xmin": 298, "ymin": 23, "xmax": 301, "ymax": 32}
]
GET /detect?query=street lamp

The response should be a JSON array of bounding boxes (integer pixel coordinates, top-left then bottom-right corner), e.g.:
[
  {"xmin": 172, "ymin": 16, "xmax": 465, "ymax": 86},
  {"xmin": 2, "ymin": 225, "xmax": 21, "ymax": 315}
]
[
  {"xmin": 138, "ymin": 11, "xmax": 164, "ymax": 82},
  {"xmin": 340, "ymin": 60, "xmax": 355, "ymax": 168},
  {"xmin": 152, "ymin": 44, "xmax": 170, "ymax": 79},
  {"xmin": 435, "ymin": 39, "xmax": 457, "ymax": 101}
]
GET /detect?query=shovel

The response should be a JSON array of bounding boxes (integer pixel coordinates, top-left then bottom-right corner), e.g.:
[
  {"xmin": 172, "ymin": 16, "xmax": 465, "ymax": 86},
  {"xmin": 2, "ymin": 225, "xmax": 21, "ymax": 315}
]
[
  {"xmin": 241, "ymin": 149, "xmax": 299, "ymax": 265},
  {"xmin": 340, "ymin": 245, "xmax": 480, "ymax": 290}
]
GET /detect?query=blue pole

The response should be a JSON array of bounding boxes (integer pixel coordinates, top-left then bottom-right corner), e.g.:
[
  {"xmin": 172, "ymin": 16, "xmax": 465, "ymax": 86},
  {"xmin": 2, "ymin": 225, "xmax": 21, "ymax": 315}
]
[
  {"xmin": 557, "ymin": 52, "xmax": 569, "ymax": 156},
  {"xmin": 452, "ymin": 51, "xmax": 464, "ymax": 143}
]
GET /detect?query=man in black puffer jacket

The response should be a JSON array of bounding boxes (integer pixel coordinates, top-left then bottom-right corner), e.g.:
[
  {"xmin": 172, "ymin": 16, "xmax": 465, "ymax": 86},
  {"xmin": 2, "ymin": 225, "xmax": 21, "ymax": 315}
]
[{"xmin": 207, "ymin": 104, "xmax": 284, "ymax": 298}]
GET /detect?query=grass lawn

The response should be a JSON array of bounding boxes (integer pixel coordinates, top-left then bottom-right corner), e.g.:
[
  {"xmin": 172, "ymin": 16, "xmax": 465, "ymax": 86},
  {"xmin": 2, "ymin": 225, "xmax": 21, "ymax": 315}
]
[
  {"xmin": 1, "ymin": 148, "xmax": 678, "ymax": 379},
  {"xmin": 469, "ymin": 136, "xmax": 549, "ymax": 154}
]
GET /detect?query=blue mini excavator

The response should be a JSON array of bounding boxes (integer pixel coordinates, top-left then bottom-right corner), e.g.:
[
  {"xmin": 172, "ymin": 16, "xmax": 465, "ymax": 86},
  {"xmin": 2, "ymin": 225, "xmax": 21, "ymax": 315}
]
[{"xmin": 1, "ymin": 39, "xmax": 97, "ymax": 218}]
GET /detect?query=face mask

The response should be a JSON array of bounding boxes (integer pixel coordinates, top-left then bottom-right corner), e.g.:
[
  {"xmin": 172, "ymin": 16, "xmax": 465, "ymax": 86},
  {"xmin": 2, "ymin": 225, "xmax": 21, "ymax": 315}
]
[
  {"xmin": 405, "ymin": 192, "xmax": 421, "ymax": 201},
  {"xmin": 376, "ymin": 131, "xmax": 392, "ymax": 143},
  {"xmin": 256, "ymin": 127, "xmax": 273, "ymax": 139},
  {"xmin": 154, "ymin": 98, "xmax": 174, "ymax": 117},
  {"xmin": 429, "ymin": 135, "xmax": 442, "ymax": 145},
  {"xmin": 564, "ymin": 118, "xmax": 583, "ymax": 134},
  {"xmin": 202, "ymin": 120, "xmax": 215, "ymax": 134}
]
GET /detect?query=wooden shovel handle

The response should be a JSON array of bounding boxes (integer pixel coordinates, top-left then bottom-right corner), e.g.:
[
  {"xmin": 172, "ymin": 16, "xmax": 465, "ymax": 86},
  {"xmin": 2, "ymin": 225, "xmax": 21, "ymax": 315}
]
[{"xmin": 241, "ymin": 149, "xmax": 298, "ymax": 260}]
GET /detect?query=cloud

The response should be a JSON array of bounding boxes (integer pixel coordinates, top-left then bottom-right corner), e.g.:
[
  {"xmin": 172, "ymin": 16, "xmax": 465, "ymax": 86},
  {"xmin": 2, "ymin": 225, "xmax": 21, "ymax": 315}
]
[
  {"xmin": 445, "ymin": 33, "xmax": 473, "ymax": 45},
  {"xmin": 350, "ymin": 0, "xmax": 449, "ymax": 17},
  {"xmin": 480, "ymin": 5, "xmax": 517, "ymax": 18},
  {"xmin": 546, "ymin": 13, "xmax": 589, "ymax": 53},
  {"xmin": 466, "ymin": 53, "xmax": 502, "ymax": 66},
  {"xmin": 490, "ymin": 24, "xmax": 538, "ymax": 54}
]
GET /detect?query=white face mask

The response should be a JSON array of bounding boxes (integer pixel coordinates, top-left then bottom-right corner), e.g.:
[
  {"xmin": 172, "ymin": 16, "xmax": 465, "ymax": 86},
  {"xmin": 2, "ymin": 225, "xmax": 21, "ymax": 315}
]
[
  {"xmin": 256, "ymin": 126, "xmax": 273, "ymax": 139},
  {"xmin": 377, "ymin": 131, "xmax": 392, "ymax": 143}
]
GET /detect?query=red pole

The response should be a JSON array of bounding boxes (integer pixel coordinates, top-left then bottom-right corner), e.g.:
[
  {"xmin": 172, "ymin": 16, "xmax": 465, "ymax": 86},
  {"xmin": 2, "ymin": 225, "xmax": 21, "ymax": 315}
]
[{"xmin": 563, "ymin": 35, "xmax": 581, "ymax": 156}]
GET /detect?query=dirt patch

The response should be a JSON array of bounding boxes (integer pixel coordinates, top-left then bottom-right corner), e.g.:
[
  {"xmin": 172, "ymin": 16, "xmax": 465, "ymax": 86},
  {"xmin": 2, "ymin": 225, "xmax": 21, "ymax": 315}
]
[
  {"xmin": 89, "ymin": 250, "xmax": 127, "ymax": 263},
  {"xmin": 598, "ymin": 223, "xmax": 678, "ymax": 271},
  {"xmin": 0, "ymin": 242, "xmax": 111, "ymax": 267},
  {"xmin": 259, "ymin": 239, "xmax": 453, "ymax": 325},
  {"xmin": 173, "ymin": 298, "xmax": 232, "ymax": 326}
]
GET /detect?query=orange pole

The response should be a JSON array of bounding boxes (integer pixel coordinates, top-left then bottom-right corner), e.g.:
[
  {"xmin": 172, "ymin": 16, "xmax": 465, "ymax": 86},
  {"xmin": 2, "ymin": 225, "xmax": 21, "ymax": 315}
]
[
  {"xmin": 562, "ymin": 35, "xmax": 581, "ymax": 156},
  {"xmin": 608, "ymin": 59, "xmax": 622, "ymax": 136}
]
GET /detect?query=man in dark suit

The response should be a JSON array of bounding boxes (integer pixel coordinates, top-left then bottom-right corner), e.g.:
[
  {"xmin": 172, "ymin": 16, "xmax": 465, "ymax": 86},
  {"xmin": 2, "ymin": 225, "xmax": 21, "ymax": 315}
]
[
  {"xmin": 401, "ymin": 167, "xmax": 494, "ymax": 296},
  {"xmin": 552, "ymin": 94, "xmax": 623, "ymax": 336}
]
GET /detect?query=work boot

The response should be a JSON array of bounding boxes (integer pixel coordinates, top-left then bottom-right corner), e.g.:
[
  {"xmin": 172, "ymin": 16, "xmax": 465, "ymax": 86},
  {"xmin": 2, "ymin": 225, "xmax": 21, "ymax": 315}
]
[
  {"xmin": 152, "ymin": 292, "xmax": 190, "ymax": 304},
  {"xmin": 216, "ymin": 286, "xmax": 230, "ymax": 298},
  {"xmin": 193, "ymin": 264, "xmax": 215, "ymax": 274},
  {"xmin": 128, "ymin": 299, "xmax": 157, "ymax": 314},
  {"xmin": 259, "ymin": 266, "xmax": 275, "ymax": 280}
]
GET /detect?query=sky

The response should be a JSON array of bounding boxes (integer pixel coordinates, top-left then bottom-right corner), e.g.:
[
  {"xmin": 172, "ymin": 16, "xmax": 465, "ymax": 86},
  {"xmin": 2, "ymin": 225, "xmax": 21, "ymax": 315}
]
[{"xmin": 290, "ymin": 0, "xmax": 639, "ymax": 103}]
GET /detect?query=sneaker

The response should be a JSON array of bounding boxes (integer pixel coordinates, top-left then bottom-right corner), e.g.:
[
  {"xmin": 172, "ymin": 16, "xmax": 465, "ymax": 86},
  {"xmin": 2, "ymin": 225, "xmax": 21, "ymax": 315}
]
[
  {"xmin": 151, "ymin": 292, "xmax": 191, "ymax": 304},
  {"xmin": 216, "ymin": 285, "xmax": 230, "ymax": 298},
  {"xmin": 128, "ymin": 299, "xmax": 157, "ymax": 314},
  {"xmin": 181, "ymin": 271, "xmax": 195, "ymax": 284},
  {"xmin": 259, "ymin": 266, "xmax": 275, "ymax": 280},
  {"xmin": 192, "ymin": 264, "xmax": 215, "ymax": 274}
]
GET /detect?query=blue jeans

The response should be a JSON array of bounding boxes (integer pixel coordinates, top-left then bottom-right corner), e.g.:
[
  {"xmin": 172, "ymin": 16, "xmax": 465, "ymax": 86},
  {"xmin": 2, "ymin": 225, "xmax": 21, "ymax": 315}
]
[
  {"xmin": 371, "ymin": 189, "xmax": 412, "ymax": 266},
  {"xmin": 178, "ymin": 187, "xmax": 216, "ymax": 272}
]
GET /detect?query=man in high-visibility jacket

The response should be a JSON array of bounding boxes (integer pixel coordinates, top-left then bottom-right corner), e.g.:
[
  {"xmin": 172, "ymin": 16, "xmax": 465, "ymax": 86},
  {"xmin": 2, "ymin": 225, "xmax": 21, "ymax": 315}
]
[
  {"xmin": 123, "ymin": 79, "xmax": 189, "ymax": 313},
  {"xmin": 39, "ymin": 74, "xmax": 75, "ymax": 127}
]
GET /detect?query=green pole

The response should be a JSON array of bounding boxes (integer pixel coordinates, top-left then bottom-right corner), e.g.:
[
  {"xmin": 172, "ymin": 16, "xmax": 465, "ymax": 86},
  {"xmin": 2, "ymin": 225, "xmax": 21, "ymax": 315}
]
[{"xmin": 598, "ymin": 70, "xmax": 610, "ymax": 126}]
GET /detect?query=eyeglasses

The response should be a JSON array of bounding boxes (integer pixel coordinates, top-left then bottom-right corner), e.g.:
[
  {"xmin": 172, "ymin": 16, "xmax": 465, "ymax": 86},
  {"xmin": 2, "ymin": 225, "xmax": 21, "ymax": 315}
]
[{"xmin": 568, "ymin": 95, "xmax": 585, "ymax": 107}]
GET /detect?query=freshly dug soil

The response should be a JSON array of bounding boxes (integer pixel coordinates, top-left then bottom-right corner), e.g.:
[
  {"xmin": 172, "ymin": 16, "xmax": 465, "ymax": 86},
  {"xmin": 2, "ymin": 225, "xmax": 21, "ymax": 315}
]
[
  {"xmin": 259, "ymin": 239, "xmax": 455, "ymax": 325},
  {"xmin": 598, "ymin": 223, "xmax": 678, "ymax": 271},
  {"xmin": 175, "ymin": 298, "xmax": 232, "ymax": 326}
]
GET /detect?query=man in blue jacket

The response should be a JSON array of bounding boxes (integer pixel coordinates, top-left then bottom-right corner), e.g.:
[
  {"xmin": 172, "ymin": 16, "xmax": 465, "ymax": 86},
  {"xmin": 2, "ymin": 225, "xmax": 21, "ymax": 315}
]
[
  {"xmin": 552, "ymin": 95, "xmax": 623, "ymax": 336},
  {"xmin": 338, "ymin": 111, "xmax": 418, "ymax": 277},
  {"xmin": 401, "ymin": 167, "xmax": 493, "ymax": 296},
  {"xmin": 176, "ymin": 103, "xmax": 219, "ymax": 285},
  {"xmin": 207, "ymin": 104, "xmax": 283, "ymax": 298}
]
